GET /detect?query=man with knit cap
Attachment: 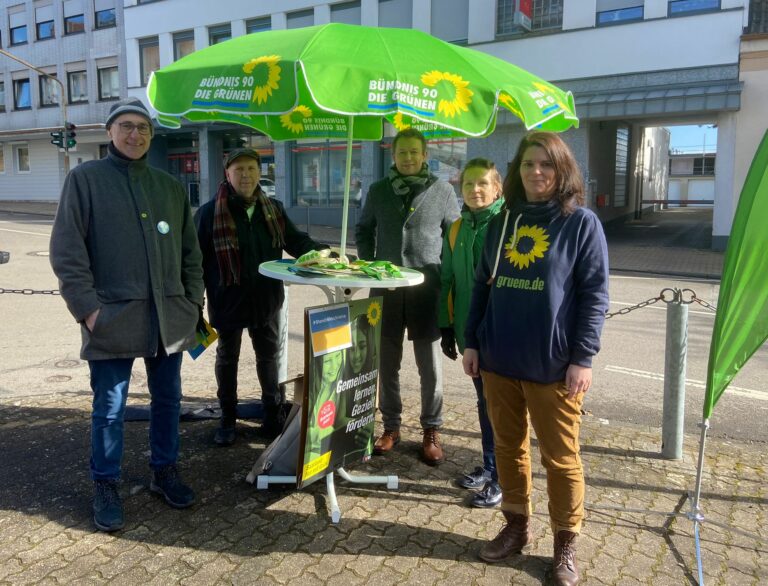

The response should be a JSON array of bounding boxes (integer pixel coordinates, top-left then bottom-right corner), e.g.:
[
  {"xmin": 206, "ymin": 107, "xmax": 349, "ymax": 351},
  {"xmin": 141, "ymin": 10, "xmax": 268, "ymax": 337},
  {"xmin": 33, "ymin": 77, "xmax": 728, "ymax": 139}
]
[
  {"xmin": 50, "ymin": 98, "xmax": 205, "ymax": 532},
  {"xmin": 195, "ymin": 148, "xmax": 325, "ymax": 446}
]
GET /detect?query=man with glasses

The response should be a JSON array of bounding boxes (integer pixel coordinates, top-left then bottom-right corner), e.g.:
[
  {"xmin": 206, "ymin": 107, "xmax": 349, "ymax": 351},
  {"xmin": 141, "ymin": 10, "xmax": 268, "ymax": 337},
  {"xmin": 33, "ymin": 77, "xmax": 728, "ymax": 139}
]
[{"xmin": 50, "ymin": 98, "xmax": 204, "ymax": 532}]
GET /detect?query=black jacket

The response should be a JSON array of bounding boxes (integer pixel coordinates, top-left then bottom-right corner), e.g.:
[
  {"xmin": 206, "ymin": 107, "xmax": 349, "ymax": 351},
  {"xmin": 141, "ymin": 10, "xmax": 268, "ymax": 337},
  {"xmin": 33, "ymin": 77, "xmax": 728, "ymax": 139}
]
[{"xmin": 195, "ymin": 194, "xmax": 322, "ymax": 330}]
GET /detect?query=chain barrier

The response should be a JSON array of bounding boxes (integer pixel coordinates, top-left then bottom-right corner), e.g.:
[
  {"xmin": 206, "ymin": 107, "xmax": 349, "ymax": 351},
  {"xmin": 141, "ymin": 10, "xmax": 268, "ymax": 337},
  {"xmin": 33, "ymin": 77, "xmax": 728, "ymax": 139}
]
[
  {"xmin": 680, "ymin": 288, "xmax": 717, "ymax": 312},
  {"xmin": 0, "ymin": 287, "xmax": 60, "ymax": 295},
  {"xmin": 605, "ymin": 287, "xmax": 716, "ymax": 319},
  {"xmin": 0, "ymin": 286, "xmax": 720, "ymax": 312}
]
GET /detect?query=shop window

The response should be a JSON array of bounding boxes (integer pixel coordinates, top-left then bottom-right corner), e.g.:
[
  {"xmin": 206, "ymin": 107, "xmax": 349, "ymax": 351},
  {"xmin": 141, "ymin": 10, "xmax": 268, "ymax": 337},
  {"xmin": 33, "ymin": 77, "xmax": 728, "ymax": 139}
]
[
  {"xmin": 379, "ymin": 0, "xmax": 412, "ymax": 28},
  {"xmin": 669, "ymin": 0, "xmax": 720, "ymax": 15},
  {"xmin": 39, "ymin": 75, "xmax": 59, "ymax": 107},
  {"xmin": 36, "ymin": 5, "xmax": 55, "ymax": 40},
  {"xmin": 14, "ymin": 144, "xmax": 30, "ymax": 173},
  {"xmin": 174, "ymin": 30, "xmax": 195, "ymax": 60},
  {"xmin": 293, "ymin": 142, "xmax": 362, "ymax": 208},
  {"xmin": 139, "ymin": 37, "xmax": 160, "ymax": 86},
  {"xmin": 64, "ymin": 0, "xmax": 85, "ymax": 34},
  {"xmin": 208, "ymin": 24, "xmax": 231, "ymax": 45},
  {"xmin": 0, "ymin": 146, "xmax": 5, "ymax": 173},
  {"xmin": 95, "ymin": 0, "xmax": 116, "ymax": 30},
  {"xmin": 331, "ymin": 1, "xmax": 361, "ymax": 25},
  {"xmin": 246, "ymin": 17, "xmax": 271, "ymax": 34},
  {"xmin": 287, "ymin": 9, "xmax": 314, "ymax": 29},
  {"xmin": 98, "ymin": 66, "xmax": 119, "ymax": 100},
  {"xmin": 9, "ymin": 10, "xmax": 28, "ymax": 45},
  {"xmin": 68, "ymin": 71, "xmax": 87, "ymax": 103},
  {"xmin": 13, "ymin": 78, "xmax": 31, "ymax": 109}
]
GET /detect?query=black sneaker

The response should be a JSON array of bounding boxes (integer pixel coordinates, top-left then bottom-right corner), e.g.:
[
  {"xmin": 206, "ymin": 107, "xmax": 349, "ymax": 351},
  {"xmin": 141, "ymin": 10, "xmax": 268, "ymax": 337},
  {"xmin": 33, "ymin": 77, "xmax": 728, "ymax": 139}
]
[
  {"xmin": 150, "ymin": 465, "xmax": 195, "ymax": 509},
  {"xmin": 456, "ymin": 466, "xmax": 491, "ymax": 489},
  {"xmin": 213, "ymin": 424, "xmax": 236, "ymax": 446},
  {"xmin": 470, "ymin": 480, "xmax": 502, "ymax": 508},
  {"xmin": 93, "ymin": 479, "xmax": 124, "ymax": 532}
]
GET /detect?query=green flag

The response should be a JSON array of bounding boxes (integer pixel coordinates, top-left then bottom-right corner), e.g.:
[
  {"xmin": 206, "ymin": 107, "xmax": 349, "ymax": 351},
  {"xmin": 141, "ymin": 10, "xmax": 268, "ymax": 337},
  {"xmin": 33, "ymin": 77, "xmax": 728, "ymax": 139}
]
[{"xmin": 704, "ymin": 130, "xmax": 768, "ymax": 418}]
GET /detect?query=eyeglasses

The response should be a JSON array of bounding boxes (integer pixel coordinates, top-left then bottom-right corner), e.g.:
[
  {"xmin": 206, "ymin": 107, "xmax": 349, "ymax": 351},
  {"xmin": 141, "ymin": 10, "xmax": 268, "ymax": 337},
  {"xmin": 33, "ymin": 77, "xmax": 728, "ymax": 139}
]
[{"xmin": 117, "ymin": 121, "xmax": 152, "ymax": 135}]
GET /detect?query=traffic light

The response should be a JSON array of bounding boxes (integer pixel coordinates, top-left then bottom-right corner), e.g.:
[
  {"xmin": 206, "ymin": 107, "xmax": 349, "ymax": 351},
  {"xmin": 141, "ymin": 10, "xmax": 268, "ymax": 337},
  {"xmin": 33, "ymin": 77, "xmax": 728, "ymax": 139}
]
[
  {"xmin": 50, "ymin": 130, "xmax": 64, "ymax": 148},
  {"xmin": 65, "ymin": 122, "xmax": 77, "ymax": 149}
]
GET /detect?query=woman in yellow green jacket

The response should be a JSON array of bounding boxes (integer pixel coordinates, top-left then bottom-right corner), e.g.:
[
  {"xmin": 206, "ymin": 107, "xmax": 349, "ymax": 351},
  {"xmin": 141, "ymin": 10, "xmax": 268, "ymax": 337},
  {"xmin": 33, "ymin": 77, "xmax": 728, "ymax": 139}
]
[{"xmin": 438, "ymin": 158, "xmax": 505, "ymax": 508}]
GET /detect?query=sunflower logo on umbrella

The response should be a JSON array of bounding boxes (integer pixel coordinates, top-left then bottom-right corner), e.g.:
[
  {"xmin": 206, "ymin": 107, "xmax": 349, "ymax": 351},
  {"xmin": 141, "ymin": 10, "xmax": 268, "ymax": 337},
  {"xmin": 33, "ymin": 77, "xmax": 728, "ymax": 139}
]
[
  {"xmin": 505, "ymin": 225, "xmax": 550, "ymax": 269},
  {"xmin": 280, "ymin": 105, "xmax": 313, "ymax": 134},
  {"xmin": 420, "ymin": 70, "xmax": 473, "ymax": 118},
  {"xmin": 499, "ymin": 93, "xmax": 524, "ymax": 120},
  {"xmin": 392, "ymin": 112, "xmax": 410, "ymax": 131},
  {"xmin": 242, "ymin": 55, "xmax": 281, "ymax": 105}
]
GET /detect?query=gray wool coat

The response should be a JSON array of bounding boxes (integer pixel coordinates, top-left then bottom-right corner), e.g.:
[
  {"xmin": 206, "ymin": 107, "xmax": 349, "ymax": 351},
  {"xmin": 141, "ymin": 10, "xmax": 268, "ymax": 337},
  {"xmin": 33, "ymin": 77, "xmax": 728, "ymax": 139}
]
[
  {"xmin": 50, "ymin": 150, "xmax": 204, "ymax": 360},
  {"xmin": 355, "ymin": 175, "xmax": 460, "ymax": 340}
]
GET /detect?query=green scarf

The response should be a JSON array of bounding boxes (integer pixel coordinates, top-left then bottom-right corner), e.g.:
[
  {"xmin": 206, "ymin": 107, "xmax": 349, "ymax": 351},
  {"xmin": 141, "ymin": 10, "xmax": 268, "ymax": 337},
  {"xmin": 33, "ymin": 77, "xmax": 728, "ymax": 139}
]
[{"xmin": 388, "ymin": 163, "xmax": 433, "ymax": 206}]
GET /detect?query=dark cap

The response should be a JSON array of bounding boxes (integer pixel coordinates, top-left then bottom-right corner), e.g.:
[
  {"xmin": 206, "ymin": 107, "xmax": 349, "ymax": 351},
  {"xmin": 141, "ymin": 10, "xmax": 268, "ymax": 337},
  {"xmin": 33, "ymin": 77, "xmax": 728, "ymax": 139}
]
[
  {"xmin": 224, "ymin": 147, "xmax": 261, "ymax": 168},
  {"xmin": 106, "ymin": 98, "xmax": 153, "ymax": 129}
]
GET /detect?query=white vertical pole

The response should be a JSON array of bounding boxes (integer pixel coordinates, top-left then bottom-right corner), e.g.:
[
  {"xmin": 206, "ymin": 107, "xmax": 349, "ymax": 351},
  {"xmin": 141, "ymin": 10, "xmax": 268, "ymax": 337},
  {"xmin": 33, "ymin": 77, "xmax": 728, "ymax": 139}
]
[{"xmin": 339, "ymin": 116, "xmax": 354, "ymax": 259}]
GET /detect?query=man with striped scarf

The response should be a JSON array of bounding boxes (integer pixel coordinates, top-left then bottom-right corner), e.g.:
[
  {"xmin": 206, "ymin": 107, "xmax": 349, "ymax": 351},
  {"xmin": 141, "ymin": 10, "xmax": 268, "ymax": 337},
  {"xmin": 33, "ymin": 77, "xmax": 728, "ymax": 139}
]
[{"xmin": 195, "ymin": 148, "xmax": 326, "ymax": 445}]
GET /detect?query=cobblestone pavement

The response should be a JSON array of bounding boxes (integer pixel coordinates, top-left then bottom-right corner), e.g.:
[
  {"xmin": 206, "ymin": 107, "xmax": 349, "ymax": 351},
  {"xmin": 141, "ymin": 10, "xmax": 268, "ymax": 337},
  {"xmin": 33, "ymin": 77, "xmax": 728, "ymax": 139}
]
[
  {"xmin": 1, "ymin": 202, "xmax": 760, "ymax": 584},
  {"xmin": 1, "ymin": 386, "xmax": 765, "ymax": 585}
]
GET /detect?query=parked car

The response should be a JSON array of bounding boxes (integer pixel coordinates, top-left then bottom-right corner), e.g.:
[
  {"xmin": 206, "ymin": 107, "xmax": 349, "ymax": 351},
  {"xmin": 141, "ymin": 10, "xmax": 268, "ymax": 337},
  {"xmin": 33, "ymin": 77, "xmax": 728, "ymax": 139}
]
[
  {"xmin": 259, "ymin": 178, "xmax": 276, "ymax": 198},
  {"xmin": 0, "ymin": 251, "xmax": 9, "ymax": 264}
]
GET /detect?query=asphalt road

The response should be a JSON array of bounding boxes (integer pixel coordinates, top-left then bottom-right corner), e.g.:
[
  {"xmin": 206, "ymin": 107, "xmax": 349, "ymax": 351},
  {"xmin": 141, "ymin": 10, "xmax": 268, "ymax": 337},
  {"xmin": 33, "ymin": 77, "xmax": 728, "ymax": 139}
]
[{"xmin": 2, "ymin": 210, "xmax": 766, "ymax": 446}]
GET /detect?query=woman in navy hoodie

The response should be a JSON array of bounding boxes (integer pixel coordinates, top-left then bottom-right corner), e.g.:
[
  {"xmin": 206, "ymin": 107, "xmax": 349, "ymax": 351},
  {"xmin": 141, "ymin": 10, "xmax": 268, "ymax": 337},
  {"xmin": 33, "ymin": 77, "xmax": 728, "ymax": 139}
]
[{"xmin": 463, "ymin": 132, "xmax": 609, "ymax": 586}]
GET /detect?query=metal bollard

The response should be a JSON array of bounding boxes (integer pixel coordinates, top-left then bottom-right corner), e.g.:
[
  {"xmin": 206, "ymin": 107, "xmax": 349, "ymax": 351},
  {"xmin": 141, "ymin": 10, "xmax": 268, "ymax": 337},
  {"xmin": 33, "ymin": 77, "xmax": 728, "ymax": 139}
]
[{"xmin": 661, "ymin": 288, "xmax": 688, "ymax": 459}]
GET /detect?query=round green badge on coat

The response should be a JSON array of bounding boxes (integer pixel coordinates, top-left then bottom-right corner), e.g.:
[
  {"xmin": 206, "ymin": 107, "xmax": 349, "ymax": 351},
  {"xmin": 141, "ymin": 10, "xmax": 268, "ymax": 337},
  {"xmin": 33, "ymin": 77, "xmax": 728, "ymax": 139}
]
[{"xmin": 157, "ymin": 221, "xmax": 170, "ymax": 234}]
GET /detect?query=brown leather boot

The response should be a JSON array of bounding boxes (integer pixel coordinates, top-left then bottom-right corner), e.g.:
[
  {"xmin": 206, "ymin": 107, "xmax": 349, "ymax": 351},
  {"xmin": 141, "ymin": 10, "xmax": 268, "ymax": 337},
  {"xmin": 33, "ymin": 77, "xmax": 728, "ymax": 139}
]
[
  {"xmin": 552, "ymin": 530, "xmax": 579, "ymax": 585},
  {"xmin": 421, "ymin": 427, "xmax": 444, "ymax": 465},
  {"xmin": 478, "ymin": 511, "xmax": 533, "ymax": 562},
  {"xmin": 373, "ymin": 429, "xmax": 400, "ymax": 455}
]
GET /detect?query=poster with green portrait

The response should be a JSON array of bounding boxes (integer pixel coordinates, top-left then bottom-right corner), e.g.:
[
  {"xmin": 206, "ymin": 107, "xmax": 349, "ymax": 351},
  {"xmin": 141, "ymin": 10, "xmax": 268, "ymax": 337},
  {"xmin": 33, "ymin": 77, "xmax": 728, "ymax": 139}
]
[{"xmin": 298, "ymin": 297, "xmax": 382, "ymax": 488}]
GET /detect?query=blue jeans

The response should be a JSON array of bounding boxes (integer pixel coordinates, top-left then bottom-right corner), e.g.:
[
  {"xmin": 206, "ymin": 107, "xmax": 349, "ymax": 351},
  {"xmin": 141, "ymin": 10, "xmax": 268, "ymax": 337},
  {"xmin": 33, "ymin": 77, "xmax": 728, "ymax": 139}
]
[
  {"xmin": 89, "ymin": 353, "xmax": 183, "ymax": 481},
  {"xmin": 474, "ymin": 375, "xmax": 498, "ymax": 482}
]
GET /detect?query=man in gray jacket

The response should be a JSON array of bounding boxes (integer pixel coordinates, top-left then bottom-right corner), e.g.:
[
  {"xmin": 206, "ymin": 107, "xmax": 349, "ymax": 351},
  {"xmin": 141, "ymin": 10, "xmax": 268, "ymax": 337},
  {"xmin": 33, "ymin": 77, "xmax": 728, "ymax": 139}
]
[
  {"xmin": 355, "ymin": 128, "xmax": 460, "ymax": 465},
  {"xmin": 50, "ymin": 98, "xmax": 204, "ymax": 532}
]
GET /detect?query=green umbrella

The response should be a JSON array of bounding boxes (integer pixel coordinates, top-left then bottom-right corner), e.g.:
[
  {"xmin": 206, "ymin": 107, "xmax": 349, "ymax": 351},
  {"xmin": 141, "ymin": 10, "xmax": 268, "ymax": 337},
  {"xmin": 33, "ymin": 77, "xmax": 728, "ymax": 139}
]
[{"xmin": 147, "ymin": 23, "xmax": 578, "ymax": 255}]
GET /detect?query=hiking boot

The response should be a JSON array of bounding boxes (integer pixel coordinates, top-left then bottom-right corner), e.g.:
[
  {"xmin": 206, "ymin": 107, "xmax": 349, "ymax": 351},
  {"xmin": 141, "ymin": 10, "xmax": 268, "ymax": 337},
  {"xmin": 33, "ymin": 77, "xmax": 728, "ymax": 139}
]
[
  {"xmin": 470, "ymin": 480, "xmax": 502, "ymax": 509},
  {"xmin": 93, "ymin": 479, "xmax": 124, "ymax": 532},
  {"xmin": 373, "ymin": 429, "xmax": 400, "ymax": 455},
  {"xmin": 421, "ymin": 427, "xmax": 444, "ymax": 466},
  {"xmin": 150, "ymin": 464, "xmax": 195, "ymax": 509},
  {"xmin": 213, "ymin": 420, "xmax": 236, "ymax": 446},
  {"xmin": 259, "ymin": 403, "xmax": 286, "ymax": 440},
  {"xmin": 478, "ymin": 511, "xmax": 533, "ymax": 563},
  {"xmin": 456, "ymin": 466, "xmax": 491, "ymax": 489},
  {"xmin": 552, "ymin": 530, "xmax": 579, "ymax": 586}
]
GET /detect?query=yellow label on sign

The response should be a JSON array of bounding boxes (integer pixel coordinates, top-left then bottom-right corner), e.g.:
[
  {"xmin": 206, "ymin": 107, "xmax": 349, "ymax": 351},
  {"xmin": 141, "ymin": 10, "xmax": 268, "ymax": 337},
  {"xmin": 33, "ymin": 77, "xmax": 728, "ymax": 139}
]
[{"xmin": 302, "ymin": 451, "xmax": 332, "ymax": 480}]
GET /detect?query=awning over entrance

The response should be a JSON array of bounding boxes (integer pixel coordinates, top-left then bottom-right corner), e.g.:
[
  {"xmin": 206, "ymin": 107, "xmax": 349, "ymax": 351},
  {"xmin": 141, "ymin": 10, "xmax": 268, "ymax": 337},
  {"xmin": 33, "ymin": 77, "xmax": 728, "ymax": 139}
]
[{"xmin": 574, "ymin": 81, "xmax": 742, "ymax": 119}]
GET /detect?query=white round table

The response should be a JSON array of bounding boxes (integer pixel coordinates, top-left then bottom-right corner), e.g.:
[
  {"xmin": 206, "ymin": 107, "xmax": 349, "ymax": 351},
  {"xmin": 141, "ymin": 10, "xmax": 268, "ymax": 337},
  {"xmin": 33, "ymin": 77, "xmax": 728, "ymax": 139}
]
[{"xmin": 259, "ymin": 259, "xmax": 424, "ymax": 302}]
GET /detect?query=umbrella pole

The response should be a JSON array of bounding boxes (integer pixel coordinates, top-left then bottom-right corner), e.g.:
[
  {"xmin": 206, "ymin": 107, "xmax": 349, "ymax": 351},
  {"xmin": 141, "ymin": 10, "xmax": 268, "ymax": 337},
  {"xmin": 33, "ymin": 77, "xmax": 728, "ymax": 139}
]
[{"xmin": 339, "ymin": 116, "xmax": 354, "ymax": 259}]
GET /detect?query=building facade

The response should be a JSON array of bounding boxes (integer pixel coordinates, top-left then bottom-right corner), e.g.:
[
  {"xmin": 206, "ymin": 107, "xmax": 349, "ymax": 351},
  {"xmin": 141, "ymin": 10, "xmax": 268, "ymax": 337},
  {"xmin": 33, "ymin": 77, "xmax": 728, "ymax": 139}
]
[
  {"xmin": 0, "ymin": 0, "xmax": 125, "ymax": 192},
  {"xmin": 1, "ymin": 0, "xmax": 763, "ymax": 249}
]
